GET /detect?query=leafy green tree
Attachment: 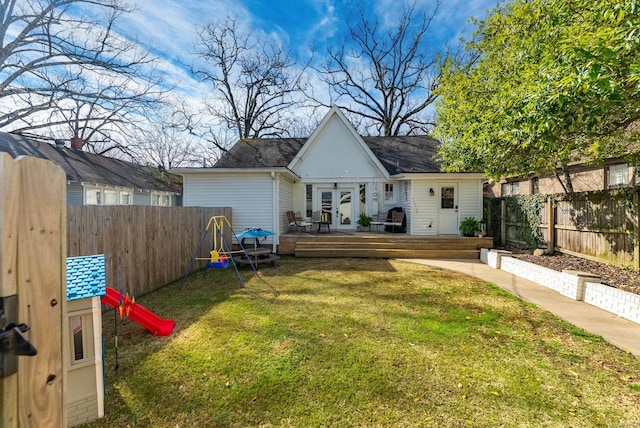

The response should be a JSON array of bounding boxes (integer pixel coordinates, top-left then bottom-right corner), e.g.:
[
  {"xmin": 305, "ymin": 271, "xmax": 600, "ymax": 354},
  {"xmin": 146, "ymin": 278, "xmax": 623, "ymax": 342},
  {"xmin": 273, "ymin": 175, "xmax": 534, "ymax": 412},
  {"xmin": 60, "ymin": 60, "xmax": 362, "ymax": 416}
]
[{"xmin": 435, "ymin": 0, "xmax": 640, "ymax": 193}]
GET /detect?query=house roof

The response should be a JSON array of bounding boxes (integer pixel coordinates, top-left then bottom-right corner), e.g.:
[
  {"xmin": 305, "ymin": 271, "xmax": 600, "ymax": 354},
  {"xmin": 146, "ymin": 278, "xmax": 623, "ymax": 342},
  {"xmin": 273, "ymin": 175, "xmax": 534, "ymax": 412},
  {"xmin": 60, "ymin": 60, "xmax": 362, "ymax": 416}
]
[
  {"xmin": 0, "ymin": 132, "xmax": 180, "ymax": 193},
  {"xmin": 213, "ymin": 135, "xmax": 443, "ymax": 174}
]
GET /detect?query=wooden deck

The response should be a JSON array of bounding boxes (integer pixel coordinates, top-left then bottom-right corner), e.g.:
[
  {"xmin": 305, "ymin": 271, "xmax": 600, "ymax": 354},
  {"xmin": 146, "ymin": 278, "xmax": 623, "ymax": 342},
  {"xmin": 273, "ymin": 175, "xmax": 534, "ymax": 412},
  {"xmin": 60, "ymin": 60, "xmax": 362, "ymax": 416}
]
[{"xmin": 278, "ymin": 233, "xmax": 494, "ymax": 259}]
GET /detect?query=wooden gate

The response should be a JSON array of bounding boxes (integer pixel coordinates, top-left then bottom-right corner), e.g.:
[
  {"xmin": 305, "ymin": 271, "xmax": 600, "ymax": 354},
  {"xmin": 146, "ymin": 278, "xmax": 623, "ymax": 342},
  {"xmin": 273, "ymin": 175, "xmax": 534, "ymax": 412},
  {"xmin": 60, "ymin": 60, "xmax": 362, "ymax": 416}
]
[{"xmin": 0, "ymin": 153, "xmax": 66, "ymax": 427}]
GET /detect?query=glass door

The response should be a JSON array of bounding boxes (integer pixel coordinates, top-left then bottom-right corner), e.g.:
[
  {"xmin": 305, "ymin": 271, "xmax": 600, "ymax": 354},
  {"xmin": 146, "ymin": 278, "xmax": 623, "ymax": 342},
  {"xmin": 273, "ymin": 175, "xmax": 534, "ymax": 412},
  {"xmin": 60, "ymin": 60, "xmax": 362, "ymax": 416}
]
[
  {"xmin": 320, "ymin": 190, "xmax": 333, "ymax": 224},
  {"xmin": 318, "ymin": 188, "xmax": 355, "ymax": 229},
  {"xmin": 338, "ymin": 190, "xmax": 353, "ymax": 227},
  {"xmin": 439, "ymin": 184, "xmax": 458, "ymax": 234}
]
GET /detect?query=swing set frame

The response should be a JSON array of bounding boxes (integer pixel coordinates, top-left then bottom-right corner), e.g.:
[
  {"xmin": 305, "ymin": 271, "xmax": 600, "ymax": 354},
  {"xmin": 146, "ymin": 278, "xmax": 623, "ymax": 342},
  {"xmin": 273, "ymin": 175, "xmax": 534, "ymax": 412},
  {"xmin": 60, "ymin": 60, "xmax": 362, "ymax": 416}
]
[{"xmin": 180, "ymin": 216, "xmax": 258, "ymax": 288}]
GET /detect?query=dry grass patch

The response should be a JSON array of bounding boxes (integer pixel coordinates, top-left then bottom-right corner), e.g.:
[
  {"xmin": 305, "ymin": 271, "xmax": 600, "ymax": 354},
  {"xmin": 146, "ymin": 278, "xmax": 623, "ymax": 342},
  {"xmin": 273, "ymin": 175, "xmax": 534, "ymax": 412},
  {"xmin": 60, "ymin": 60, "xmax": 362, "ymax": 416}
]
[{"xmin": 82, "ymin": 258, "xmax": 640, "ymax": 427}]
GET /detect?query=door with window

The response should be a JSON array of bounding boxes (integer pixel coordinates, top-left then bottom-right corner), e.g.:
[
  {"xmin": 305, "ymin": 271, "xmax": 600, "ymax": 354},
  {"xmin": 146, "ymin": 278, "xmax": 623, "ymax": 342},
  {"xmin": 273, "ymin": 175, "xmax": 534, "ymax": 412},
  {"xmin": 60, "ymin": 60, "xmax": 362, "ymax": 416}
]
[
  {"xmin": 318, "ymin": 188, "xmax": 355, "ymax": 230},
  {"xmin": 439, "ymin": 183, "xmax": 458, "ymax": 234}
]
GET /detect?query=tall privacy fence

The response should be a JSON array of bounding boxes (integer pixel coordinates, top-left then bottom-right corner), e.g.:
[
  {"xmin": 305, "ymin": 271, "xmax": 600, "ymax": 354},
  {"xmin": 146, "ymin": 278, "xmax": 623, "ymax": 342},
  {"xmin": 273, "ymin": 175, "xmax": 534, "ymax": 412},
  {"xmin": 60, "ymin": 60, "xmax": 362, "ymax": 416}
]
[
  {"xmin": 484, "ymin": 188, "xmax": 640, "ymax": 271},
  {"xmin": 68, "ymin": 206, "xmax": 232, "ymax": 296}
]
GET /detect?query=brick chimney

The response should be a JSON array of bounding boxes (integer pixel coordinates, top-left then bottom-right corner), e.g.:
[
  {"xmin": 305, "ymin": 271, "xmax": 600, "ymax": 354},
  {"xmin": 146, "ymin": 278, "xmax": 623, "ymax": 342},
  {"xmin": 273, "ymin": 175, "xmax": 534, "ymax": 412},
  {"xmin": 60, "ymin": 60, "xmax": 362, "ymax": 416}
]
[{"xmin": 70, "ymin": 137, "xmax": 84, "ymax": 150}]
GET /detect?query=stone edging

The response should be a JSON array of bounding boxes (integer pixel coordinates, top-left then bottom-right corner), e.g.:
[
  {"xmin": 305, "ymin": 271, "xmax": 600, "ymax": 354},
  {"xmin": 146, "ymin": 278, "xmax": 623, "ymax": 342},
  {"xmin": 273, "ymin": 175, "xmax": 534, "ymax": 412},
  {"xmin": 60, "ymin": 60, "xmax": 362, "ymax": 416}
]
[{"xmin": 480, "ymin": 249, "xmax": 640, "ymax": 324}]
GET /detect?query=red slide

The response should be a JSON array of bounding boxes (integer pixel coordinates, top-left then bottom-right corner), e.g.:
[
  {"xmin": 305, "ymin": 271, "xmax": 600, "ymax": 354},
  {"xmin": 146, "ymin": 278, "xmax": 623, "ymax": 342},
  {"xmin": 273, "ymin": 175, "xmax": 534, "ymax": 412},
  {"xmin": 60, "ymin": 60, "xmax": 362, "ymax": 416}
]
[{"xmin": 101, "ymin": 287, "xmax": 175, "ymax": 336}]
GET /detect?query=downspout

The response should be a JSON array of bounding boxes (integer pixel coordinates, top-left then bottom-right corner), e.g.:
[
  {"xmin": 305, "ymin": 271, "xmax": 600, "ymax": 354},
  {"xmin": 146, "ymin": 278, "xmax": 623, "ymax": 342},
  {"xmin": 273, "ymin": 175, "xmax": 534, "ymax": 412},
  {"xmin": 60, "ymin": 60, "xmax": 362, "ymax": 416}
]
[{"xmin": 272, "ymin": 172, "xmax": 278, "ymax": 252}]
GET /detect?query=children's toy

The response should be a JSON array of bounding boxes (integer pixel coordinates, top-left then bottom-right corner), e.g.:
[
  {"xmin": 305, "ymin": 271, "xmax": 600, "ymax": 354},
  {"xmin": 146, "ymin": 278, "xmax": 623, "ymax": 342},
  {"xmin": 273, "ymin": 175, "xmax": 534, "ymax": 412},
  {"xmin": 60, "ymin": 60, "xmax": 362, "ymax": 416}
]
[
  {"xmin": 180, "ymin": 216, "xmax": 258, "ymax": 288},
  {"xmin": 101, "ymin": 287, "xmax": 175, "ymax": 337}
]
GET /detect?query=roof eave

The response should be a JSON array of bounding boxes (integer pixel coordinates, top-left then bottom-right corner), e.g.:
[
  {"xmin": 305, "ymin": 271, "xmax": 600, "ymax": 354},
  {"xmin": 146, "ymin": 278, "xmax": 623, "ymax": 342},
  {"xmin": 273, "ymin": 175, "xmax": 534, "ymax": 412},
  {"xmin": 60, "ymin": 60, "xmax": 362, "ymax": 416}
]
[
  {"xmin": 391, "ymin": 172, "xmax": 486, "ymax": 180},
  {"xmin": 171, "ymin": 167, "xmax": 299, "ymax": 179}
]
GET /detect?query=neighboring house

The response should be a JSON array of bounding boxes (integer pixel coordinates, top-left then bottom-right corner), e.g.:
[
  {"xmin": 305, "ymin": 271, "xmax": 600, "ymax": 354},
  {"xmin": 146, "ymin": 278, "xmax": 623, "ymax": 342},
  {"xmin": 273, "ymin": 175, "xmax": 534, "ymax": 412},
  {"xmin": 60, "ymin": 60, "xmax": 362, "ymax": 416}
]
[
  {"xmin": 0, "ymin": 132, "xmax": 181, "ymax": 205},
  {"xmin": 174, "ymin": 106, "xmax": 484, "ymax": 247},
  {"xmin": 486, "ymin": 157, "xmax": 639, "ymax": 197}
]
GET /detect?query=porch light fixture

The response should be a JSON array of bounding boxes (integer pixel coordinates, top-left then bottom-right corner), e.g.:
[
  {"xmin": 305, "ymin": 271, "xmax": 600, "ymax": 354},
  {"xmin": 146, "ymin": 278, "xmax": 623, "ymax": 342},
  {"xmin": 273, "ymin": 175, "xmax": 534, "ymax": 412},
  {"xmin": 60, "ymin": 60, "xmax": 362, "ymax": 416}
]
[
  {"xmin": 429, "ymin": 188, "xmax": 435, "ymax": 196},
  {"xmin": 334, "ymin": 182, "xmax": 337, "ymax": 189}
]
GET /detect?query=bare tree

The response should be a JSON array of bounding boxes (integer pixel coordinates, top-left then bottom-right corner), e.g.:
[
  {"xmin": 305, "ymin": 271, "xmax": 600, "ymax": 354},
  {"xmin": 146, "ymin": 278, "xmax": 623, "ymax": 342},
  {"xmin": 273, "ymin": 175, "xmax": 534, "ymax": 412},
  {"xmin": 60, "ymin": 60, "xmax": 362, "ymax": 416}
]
[
  {"xmin": 0, "ymin": 0, "xmax": 164, "ymax": 147},
  {"xmin": 13, "ymin": 70, "xmax": 166, "ymax": 156},
  {"xmin": 128, "ymin": 124, "xmax": 200, "ymax": 170},
  {"xmin": 317, "ymin": 2, "xmax": 443, "ymax": 136},
  {"xmin": 193, "ymin": 15, "xmax": 308, "ymax": 145}
]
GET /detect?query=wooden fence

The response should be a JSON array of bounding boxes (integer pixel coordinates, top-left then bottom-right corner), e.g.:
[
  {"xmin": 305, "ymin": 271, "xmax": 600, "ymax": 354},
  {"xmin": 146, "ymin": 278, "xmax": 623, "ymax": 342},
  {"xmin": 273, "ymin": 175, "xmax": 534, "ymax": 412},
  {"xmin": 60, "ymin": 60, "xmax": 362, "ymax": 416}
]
[
  {"xmin": 1, "ymin": 154, "xmax": 66, "ymax": 426},
  {"xmin": 485, "ymin": 188, "xmax": 640, "ymax": 271},
  {"xmin": 67, "ymin": 206, "xmax": 231, "ymax": 296}
]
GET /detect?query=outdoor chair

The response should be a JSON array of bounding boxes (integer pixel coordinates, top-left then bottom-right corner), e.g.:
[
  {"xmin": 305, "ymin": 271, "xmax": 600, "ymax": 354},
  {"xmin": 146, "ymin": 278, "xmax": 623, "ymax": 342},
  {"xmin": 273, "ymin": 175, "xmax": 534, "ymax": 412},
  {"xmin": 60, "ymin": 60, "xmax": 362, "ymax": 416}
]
[
  {"xmin": 286, "ymin": 211, "xmax": 298, "ymax": 233},
  {"xmin": 370, "ymin": 212, "xmax": 387, "ymax": 233},
  {"xmin": 287, "ymin": 210, "xmax": 312, "ymax": 234},
  {"xmin": 385, "ymin": 211, "xmax": 405, "ymax": 233}
]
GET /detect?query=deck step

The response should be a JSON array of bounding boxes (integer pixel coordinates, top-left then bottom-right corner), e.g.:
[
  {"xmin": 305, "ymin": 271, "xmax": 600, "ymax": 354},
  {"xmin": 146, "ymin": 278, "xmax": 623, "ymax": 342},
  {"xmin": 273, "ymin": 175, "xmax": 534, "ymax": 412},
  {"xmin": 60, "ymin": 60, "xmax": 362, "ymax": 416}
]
[
  {"xmin": 294, "ymin": 248, "xmax": 480, "ymax": 259},
  {"xmin": 294, "ymin": 242, "xmax": 482, "ymax": 251},
  {"xmin": 282, "ymin": 235, "xmax": 493, "ymax": 259}
]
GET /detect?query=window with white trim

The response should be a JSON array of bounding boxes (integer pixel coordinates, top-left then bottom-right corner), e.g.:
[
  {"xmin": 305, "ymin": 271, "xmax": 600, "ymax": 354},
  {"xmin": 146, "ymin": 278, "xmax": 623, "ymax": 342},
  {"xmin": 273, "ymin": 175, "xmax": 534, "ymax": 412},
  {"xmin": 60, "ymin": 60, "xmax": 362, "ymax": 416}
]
[
  {"xmin": 85, "ymin": 185, "xmax": 134, "ymax": 205},
  {"xmin": 104, "ymin": 189, "xmax": 118, "ymax": 205},
  {"xmin": 69, "ymin": 313, "xmax": 94, "ymax": 365},
  {"xmin": 120, "ymin": 191, "xmax": 131, "ymax": 205},
  {"xmin": 501, "ymin": 182, "xmax": 520, "ymax": 196},
  {"xmin": 608, "ymin": 163, "xmax": 628, "ymax": 188},
  {"xmin": 85, "ymin": 188, "xmax": 101, "ymax": 205},
  {"xmin": 384, "ymin": 183, "xmax": 395, "ymax": 202},
  {"xmin": 151, "ymin": 192, "xmax": 172, "ymax": 207}
]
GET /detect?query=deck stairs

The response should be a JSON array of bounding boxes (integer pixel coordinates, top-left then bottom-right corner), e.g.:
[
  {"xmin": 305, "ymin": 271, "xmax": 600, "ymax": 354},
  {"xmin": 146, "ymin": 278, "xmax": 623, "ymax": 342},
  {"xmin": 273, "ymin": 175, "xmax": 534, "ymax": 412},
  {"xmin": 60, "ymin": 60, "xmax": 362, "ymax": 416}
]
[{"xmin": 292, "ymin": 235, "xmax": 493, "ymax": 259}]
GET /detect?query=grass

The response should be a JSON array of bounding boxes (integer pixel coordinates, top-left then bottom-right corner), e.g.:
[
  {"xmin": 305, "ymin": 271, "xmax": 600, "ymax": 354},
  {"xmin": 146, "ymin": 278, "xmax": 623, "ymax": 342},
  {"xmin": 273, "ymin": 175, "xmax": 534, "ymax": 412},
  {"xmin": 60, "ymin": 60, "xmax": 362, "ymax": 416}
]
[{"xmin": 83, "ymin": 258, "xmax": 640, "ymax": 427}]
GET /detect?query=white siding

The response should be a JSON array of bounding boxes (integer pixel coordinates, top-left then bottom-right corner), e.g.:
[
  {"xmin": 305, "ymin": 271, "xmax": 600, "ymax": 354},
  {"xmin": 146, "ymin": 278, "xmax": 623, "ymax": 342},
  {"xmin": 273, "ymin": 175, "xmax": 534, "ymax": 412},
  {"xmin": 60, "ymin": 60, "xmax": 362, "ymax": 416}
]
[
  {"xmin": 401, "ymin": 181, "xmax": 411, "ymax": 234},
  {"xmin": 294, "ymin": 116, "xmax": 384, "ymax": 181},
  {"xmin": 183, "ymin": 172, "xmax": 274, "ymax": 240},
  {"xmin": 278, "ymin": 175, "xmax": 294, "ymax": 236},
  {"xmin": 408, "ymin": 180, "xmax": 439, "ymax": 236},
  {"xmin": 458, "ymin": 180, "xmax": 483, "ymax": 221}
]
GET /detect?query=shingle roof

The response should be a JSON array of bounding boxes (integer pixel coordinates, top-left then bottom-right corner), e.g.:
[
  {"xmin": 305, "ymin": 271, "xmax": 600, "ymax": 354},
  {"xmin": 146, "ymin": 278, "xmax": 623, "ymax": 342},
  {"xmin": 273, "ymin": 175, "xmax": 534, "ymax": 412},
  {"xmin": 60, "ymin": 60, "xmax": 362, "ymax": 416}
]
[
  {"xmin": 214, "ymin": 138, "xmax": 306, "ymax": 168},
  {"xmin": 361, "ymin": 135, "xmax": 441, "ymax": 174},
  {"xmin": 213, "ymin": 135, "xmax": 443, "ymax": 174},
  {"xmin": 0, "ymin": 132, "xmax": 180, "ymax": 193}
]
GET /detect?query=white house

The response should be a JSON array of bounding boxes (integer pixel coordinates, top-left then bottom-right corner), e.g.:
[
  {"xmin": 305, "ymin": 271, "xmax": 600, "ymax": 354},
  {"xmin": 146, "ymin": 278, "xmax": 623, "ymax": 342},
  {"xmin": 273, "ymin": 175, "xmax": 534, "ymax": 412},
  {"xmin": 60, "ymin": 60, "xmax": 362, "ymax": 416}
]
[{"xmin": 174, "ymin": 106, "xmax": 484, "ymax": 248}]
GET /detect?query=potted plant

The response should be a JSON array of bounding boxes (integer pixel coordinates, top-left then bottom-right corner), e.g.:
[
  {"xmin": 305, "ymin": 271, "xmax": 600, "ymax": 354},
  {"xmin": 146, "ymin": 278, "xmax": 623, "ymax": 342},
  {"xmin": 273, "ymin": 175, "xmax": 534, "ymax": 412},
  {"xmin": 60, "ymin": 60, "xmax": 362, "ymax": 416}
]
[
  {"xmin": 357, "ymin": 213, "xmax": 373, "ymax": 231},
  {"xmin": 459, "ymin": 217, "xmax": 482, "ymax": 237}
]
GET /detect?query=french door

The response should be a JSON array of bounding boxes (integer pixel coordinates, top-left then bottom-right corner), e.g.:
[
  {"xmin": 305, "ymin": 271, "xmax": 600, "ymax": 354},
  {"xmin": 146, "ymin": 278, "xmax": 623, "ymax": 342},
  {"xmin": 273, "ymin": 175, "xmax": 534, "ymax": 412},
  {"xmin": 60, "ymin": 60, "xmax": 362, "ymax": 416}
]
[{"xmin": 318, "ymin": 188, "xmax": 354, "ymax": 230}]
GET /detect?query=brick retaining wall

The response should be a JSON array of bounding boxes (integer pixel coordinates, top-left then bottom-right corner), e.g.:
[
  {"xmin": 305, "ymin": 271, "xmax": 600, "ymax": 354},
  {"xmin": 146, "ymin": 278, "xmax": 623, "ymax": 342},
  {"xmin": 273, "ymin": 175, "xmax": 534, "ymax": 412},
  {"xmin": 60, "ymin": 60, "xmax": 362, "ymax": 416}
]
[{"xmin": 481, "ymin": 249, "xmax": 640, "ymax": 324}]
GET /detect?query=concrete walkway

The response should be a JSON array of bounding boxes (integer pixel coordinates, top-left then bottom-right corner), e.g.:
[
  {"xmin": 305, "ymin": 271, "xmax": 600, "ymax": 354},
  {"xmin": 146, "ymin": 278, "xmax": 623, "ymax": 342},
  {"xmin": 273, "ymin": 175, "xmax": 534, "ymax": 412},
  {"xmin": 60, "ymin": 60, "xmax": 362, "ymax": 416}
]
[{"xmin": 399, "ymin": 259, "xmax": 640, "ymax": 357}]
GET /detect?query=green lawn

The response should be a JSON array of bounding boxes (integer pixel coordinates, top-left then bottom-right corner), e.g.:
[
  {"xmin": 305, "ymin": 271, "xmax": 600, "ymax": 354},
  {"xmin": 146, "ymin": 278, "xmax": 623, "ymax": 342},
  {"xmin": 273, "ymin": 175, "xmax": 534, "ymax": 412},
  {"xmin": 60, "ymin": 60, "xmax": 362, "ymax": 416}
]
[{"xmin": 84, "ymin": 258, "xmax": 640, "ymax": 427}]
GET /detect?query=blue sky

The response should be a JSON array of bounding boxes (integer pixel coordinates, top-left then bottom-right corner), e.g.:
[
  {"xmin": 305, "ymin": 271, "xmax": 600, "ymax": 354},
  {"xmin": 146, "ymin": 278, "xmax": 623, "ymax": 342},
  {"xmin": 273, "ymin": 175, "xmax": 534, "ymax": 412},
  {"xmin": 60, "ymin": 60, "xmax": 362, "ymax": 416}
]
[{"xmin": 112, "ymin": 0, "xmax": 502, "ymax": 103}]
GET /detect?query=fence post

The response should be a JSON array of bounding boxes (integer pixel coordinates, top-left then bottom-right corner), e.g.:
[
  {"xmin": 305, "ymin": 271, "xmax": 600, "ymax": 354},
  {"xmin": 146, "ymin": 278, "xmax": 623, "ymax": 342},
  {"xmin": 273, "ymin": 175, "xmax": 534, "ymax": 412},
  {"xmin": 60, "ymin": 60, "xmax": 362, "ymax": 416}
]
[
  {"xmin": 547, "ymin": 197, "xmax": 555, "ymax": 255},
  {"xmin": 500, "ymin": 199, "xmax": 506, "ymax": 247},
  {"xmin": 634, "ymin": 189, "xmax": 639, "ymax": 272}
]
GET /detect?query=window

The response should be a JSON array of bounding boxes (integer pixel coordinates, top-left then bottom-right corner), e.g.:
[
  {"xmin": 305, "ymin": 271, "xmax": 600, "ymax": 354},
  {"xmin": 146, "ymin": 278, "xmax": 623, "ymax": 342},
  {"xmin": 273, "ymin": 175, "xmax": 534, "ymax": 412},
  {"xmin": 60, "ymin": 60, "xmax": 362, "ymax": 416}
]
[
  {"xmin": 85, "ymin": 186, "xmax": 134, "ymax": 205},
  {"xmin": 120, "ymin": 191, "xmax": 131, "ymax": 205},
  {"xmin": 501, "ymin": 182, "xmax": 520, "ymax": 196},
  {"xmin": 68, "ymin": 313, "xmax": 96, "ymax": 365},
  {"xmin": 530, "ymin": 178, "xmax": 539, "ymax": 195},
  {"xmin": 306, "ymin": 184, "xmax": 313, "ymax": 217},
  {"xmin": 441, "ymin": 186, "xmax": 455, "ymax": 208},
  {"xmin": 359, "ymin": 184, "xmax": 366, "ymax": 214},
  {"xmin": 608, "ymin": 163, "xmax": 628, "ymax": 188},
  {"xmin": 384, "ymin": 183, "xmax": 395, "ymax": 202},
  {"xmin": 151, "ymin": 192, "xmax": 172, "ymax": 206},
  {"xmin": 71, "ymin": 315, "xmax": 84, "ymax": 361},
  {"xmin": 104, "ymin": 189, "xmax": 118, "ymax": 205},
  {"xmin": 85, "ymin": 188, "xmax": 101, "ymax": 205}
]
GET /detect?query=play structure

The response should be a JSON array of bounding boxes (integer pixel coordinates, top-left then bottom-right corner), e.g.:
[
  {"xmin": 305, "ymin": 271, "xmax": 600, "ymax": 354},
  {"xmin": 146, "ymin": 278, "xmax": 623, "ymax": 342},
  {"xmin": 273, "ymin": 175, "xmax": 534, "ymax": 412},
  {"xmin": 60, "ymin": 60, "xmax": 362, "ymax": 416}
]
[
  {"xmin": 100, "ymin": 287, "xmax": 175, "ymax": 337},
  {"xmin": 180, "ymin": 216, "xmax": 263, "ymax": 288}
]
